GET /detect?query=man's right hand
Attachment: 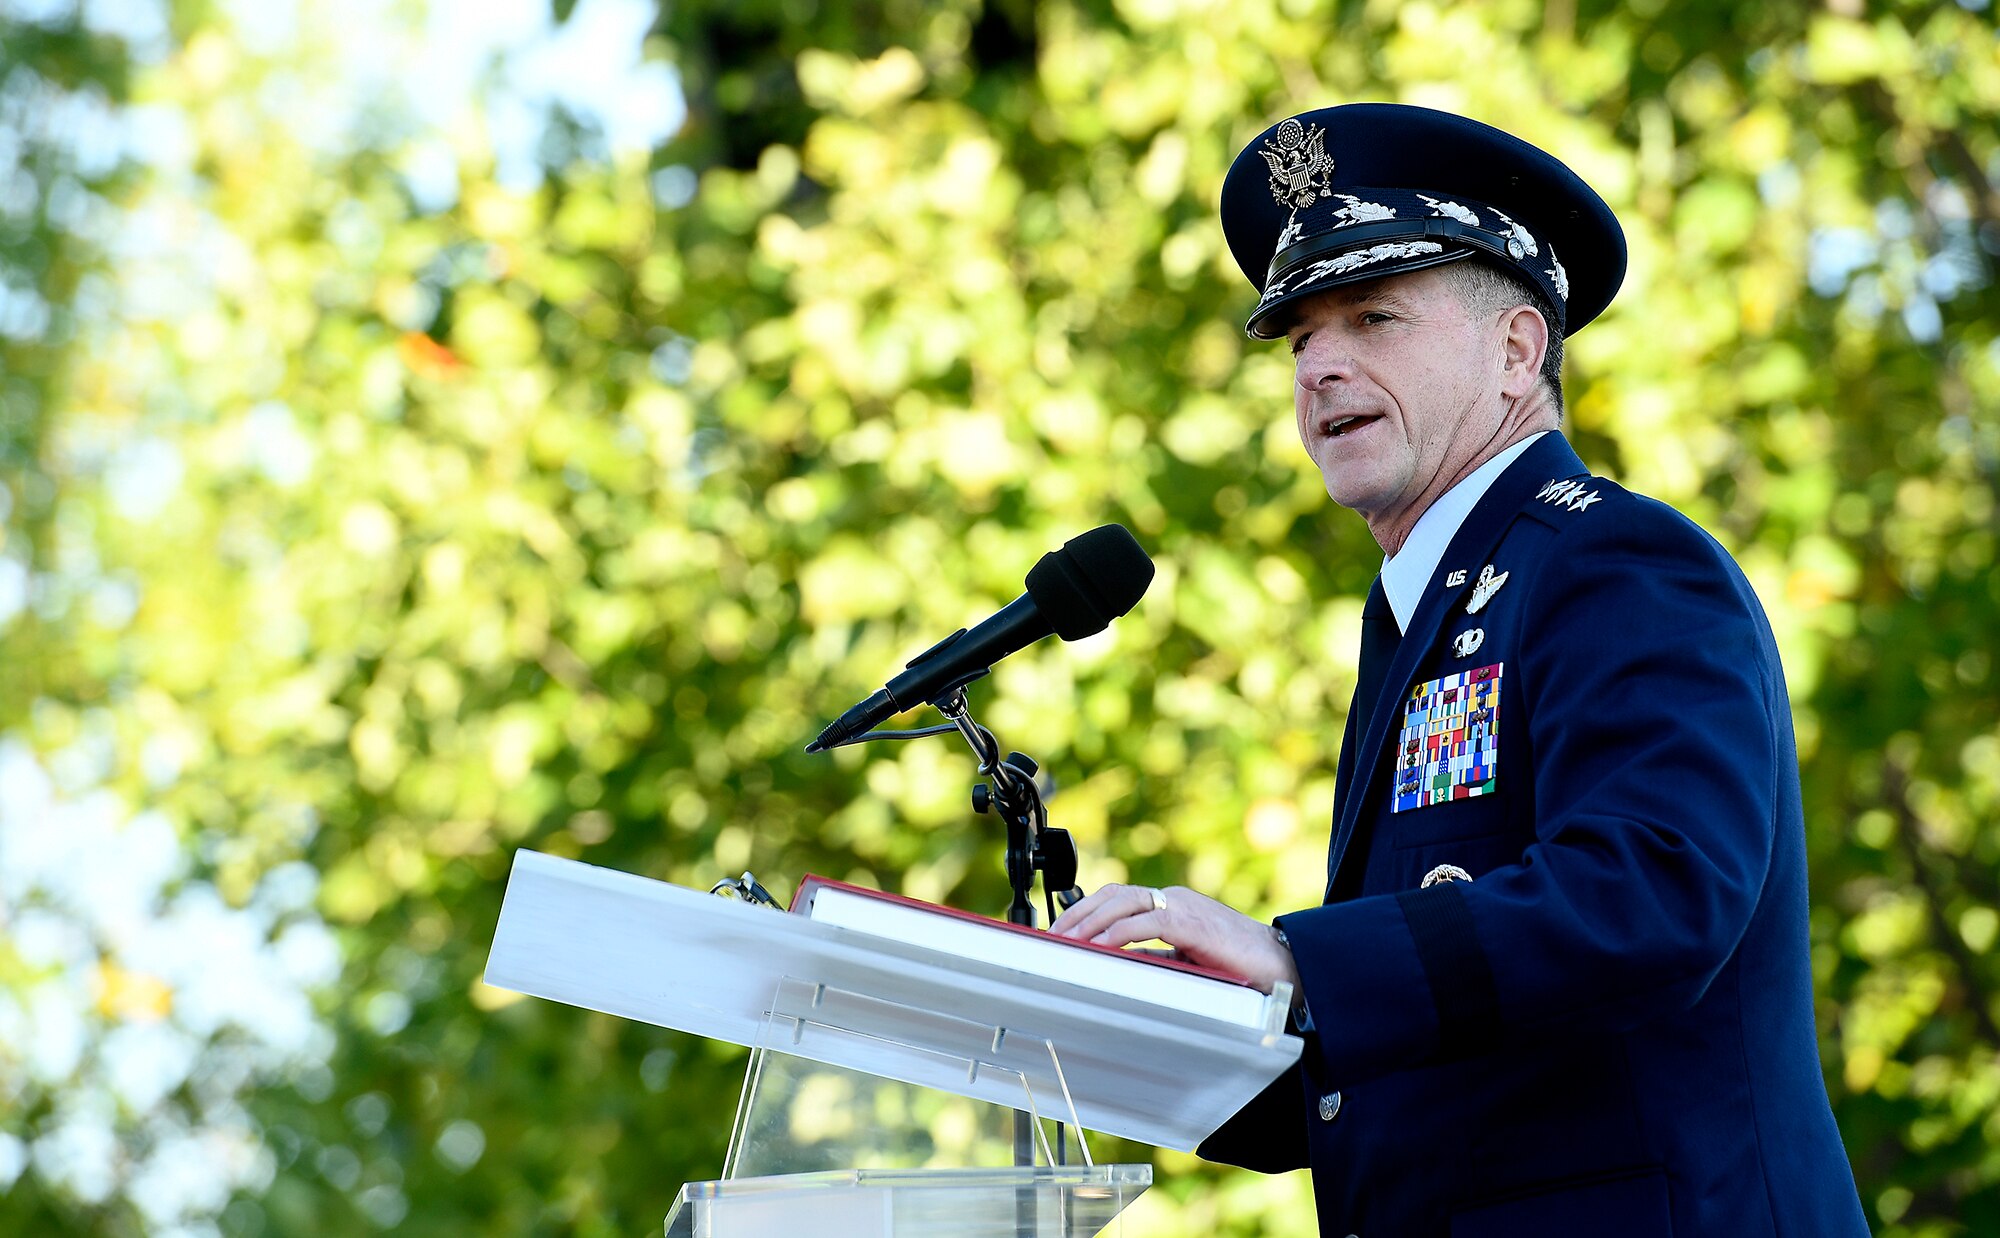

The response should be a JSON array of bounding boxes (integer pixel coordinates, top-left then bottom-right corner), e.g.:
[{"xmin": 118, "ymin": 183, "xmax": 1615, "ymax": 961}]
[{"xmin": 1048, "ymin": 883, "xmax": 1301, "ymax": 996}]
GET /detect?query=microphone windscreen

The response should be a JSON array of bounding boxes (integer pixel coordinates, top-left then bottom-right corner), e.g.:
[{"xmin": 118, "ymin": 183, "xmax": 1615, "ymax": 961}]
[{"xmin": 1024, "ymin": 524, "xmax": 1155, "ymax": 641}]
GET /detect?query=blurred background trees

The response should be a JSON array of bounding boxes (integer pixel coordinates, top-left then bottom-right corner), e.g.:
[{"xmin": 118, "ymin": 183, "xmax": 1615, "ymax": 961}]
[{"xmin": 0, "ymin": 0, "xmax": 1995, "ymax": 1233}]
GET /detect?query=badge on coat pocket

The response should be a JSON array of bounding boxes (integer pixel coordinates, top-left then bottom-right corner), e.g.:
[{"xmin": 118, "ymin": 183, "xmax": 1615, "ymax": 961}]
[{"xmin": 1392, "ymin": 663, "xmax": 1501, "ymax": 813}]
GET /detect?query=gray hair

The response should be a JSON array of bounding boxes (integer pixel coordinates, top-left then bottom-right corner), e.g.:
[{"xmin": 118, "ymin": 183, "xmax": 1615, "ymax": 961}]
[{"xmin": 1438, "ymin": 260, "xmax": 1565, "ymax": 416}]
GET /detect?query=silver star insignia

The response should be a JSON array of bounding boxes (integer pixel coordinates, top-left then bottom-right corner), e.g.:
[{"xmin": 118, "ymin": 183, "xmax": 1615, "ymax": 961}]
[
  {"xmin": 1465, "ymin": 564, "xmax": 1509, "ymax": 614},
  {"xmin": 1536, "ymin": 478, "xmax": 1601, "ymax": 512}
]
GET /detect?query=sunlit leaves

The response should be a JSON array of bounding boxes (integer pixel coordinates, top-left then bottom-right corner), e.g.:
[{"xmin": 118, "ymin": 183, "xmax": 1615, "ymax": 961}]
[{"xmin": 3, "ymin": 0, "xmax": 1998, "ymax": 1235}]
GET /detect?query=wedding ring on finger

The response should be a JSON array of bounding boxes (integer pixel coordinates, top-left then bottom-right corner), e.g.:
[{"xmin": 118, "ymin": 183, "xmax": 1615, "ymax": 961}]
[{"xmin": 1150, "ymin": 887, "xmax": 1168, "ymax": 915}]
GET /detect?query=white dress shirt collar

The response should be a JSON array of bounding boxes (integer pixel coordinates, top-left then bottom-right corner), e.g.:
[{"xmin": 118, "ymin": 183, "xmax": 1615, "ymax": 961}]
[{"xmin": 1380, "ymin": 431, "xmax": 1550, "ymax": 633}]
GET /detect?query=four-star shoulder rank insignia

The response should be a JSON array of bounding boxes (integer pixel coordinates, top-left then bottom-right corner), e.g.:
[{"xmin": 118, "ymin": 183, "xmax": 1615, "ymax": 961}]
[
  {"xmin": 1465, "ymin": 563, "xmax": 1508, "ymax": 614},
  {"xmin": 1536, "ymin": 477, "xmax": 1601, "ymax": 512}
]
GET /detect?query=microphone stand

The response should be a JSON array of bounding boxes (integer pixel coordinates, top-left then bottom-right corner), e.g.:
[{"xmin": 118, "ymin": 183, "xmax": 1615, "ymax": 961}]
[
  {"xmin": 808, "ymin": 682, "xmax": 1086, "ymax": 1189},
  {"xmin": 932, "ymin": 687, "xmax": 1083, "ymax": 1179}
]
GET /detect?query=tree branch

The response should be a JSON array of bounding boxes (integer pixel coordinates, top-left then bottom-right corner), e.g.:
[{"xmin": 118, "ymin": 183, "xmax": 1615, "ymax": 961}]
[{"xmin": 1882, "ymin": 758, "xmax": 2000, "ymax": 1048}]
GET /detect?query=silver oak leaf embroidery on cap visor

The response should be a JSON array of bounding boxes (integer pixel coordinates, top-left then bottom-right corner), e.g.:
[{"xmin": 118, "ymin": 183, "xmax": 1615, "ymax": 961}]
[
  {"xmin": 1295, "ymin": 240, "xmax": 1445, "ymax": 287},
  {"xmin": 1491, "ymin": 208, "xmax": 1538, "ymax": 258},
  {"xmin": 1331, "ymin": 194, "xmax": 1398, "ymax": 226},
  {"xmin": 1417, "ymin": 194, "xmax": 1479, "ymax": 225},
  {"xmin": 1547, "ymin": 248, "xmax": 1570, "ymax": 300}
]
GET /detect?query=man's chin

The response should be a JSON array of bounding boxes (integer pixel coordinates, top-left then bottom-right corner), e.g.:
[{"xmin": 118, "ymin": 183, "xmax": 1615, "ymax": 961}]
[{"xmin": 1318, "ymin": 468, "xmax": 1395, "ymax": 516}]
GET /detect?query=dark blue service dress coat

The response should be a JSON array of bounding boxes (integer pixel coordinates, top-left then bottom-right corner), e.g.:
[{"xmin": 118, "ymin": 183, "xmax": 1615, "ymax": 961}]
[{"xmin": 1199, "ymin": 433, "xmax": 1869, "ymax": 1238}]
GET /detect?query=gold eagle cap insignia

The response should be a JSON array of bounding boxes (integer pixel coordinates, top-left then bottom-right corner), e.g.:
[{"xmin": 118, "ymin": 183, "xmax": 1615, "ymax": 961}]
[{"xmin": 1259, "ymin": 119, "xmax": 1336, "ymax": 211}]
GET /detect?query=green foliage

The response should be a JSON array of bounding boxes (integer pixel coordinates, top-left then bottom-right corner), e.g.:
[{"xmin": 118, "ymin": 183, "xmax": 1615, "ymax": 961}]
[{"xmin": 2, "ymin": 0, "xmax": 1997, "ymax": 1234}]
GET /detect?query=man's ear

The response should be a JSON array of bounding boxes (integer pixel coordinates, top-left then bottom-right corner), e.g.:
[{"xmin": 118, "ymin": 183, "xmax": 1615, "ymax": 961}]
[{"xmin": 1499, "ymin": 304, "xmax": 1548, "ymax": 399}]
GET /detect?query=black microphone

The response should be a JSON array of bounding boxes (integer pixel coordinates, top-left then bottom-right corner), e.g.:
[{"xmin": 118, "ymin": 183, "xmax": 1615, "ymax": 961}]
[{"xmin": 805, "ymin": 524, "xmax": 1155, "ymax": 753}]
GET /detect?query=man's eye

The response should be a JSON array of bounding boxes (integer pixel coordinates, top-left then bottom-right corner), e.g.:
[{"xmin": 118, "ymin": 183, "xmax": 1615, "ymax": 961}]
[
  {"xmin": 1289, "ymin": 332, "xmax": 1312, "ymax": 356},
  {"xmin": 1361, "ymin": 311, "xmax": 1393, "ymax": 325}
]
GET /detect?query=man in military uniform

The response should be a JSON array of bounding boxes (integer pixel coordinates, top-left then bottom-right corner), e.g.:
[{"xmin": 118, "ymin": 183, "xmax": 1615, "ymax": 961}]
[{"xmin": 1051, "ymin": 104, "xmax": 1869, "ymax": 1237}]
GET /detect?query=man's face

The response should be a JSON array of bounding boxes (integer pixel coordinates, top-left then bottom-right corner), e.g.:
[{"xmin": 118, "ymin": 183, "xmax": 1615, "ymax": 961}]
[{"xmin": 1286, "ymin": 266, "xmax": 1508, "ymax": 528}]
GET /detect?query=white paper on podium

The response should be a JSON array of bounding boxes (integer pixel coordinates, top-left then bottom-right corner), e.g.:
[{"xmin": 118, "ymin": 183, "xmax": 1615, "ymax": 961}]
[{"xmin": 484, "ymin": 850, "xmax": 1302, "ymax": 1152}]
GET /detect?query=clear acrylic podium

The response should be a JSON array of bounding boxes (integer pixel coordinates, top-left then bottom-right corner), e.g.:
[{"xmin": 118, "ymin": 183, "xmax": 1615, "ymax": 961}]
[
  {"xmin": 664, "ymin": 975, "xmax": 1153, "ymax": 1236},
  {"xmin": 482, "ymin": 851, "xmax": 1303, "ymax": 1238}
]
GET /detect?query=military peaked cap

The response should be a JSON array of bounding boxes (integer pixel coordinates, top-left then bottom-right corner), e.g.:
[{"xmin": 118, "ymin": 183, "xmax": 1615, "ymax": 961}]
[{"xmin": 1221, "ymin": 103, "xmax": 1626, "ymax": 339}]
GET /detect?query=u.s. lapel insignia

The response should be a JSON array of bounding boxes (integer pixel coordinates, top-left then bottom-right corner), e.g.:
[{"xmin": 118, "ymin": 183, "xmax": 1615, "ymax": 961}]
[
  {"xmin": 1421, "ymin": 863, "xmax": 1473, "ymax": 888},
  {"xmin": 1452, "ymin": 628, "xmax": 1485, "ymax": 658},
  {"xmin": 1444, "ymin": 568, "xmax": 1467, "ymax": 588},
  {"xmin": 1464, "ymin": 563, "xmax": 1508, "ymax": 614}
]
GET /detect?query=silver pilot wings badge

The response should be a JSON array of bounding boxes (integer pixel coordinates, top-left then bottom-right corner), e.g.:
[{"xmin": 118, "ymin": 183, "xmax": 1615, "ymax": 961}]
[{"xmin": 1465, "ymin": 563, "xmax": 1509, "ymax": 614}]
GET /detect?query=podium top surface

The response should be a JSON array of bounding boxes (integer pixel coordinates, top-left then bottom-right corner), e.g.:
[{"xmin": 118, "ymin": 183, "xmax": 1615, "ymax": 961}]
[{"xmin": 485, "ymin": 850, "xmax": 1301, "ymax": 1152}]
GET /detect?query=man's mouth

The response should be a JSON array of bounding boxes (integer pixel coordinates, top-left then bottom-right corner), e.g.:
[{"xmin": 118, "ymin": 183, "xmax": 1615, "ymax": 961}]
[{"xmin": 1321, "ymin": 413, "xmax": 1380, "ymax": 439}]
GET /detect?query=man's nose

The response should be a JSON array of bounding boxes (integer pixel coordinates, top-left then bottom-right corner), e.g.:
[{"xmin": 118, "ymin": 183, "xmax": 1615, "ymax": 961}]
[{"xmin": 1296, "ymin": 337, "xmax": 1354, "ymax": 391}]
